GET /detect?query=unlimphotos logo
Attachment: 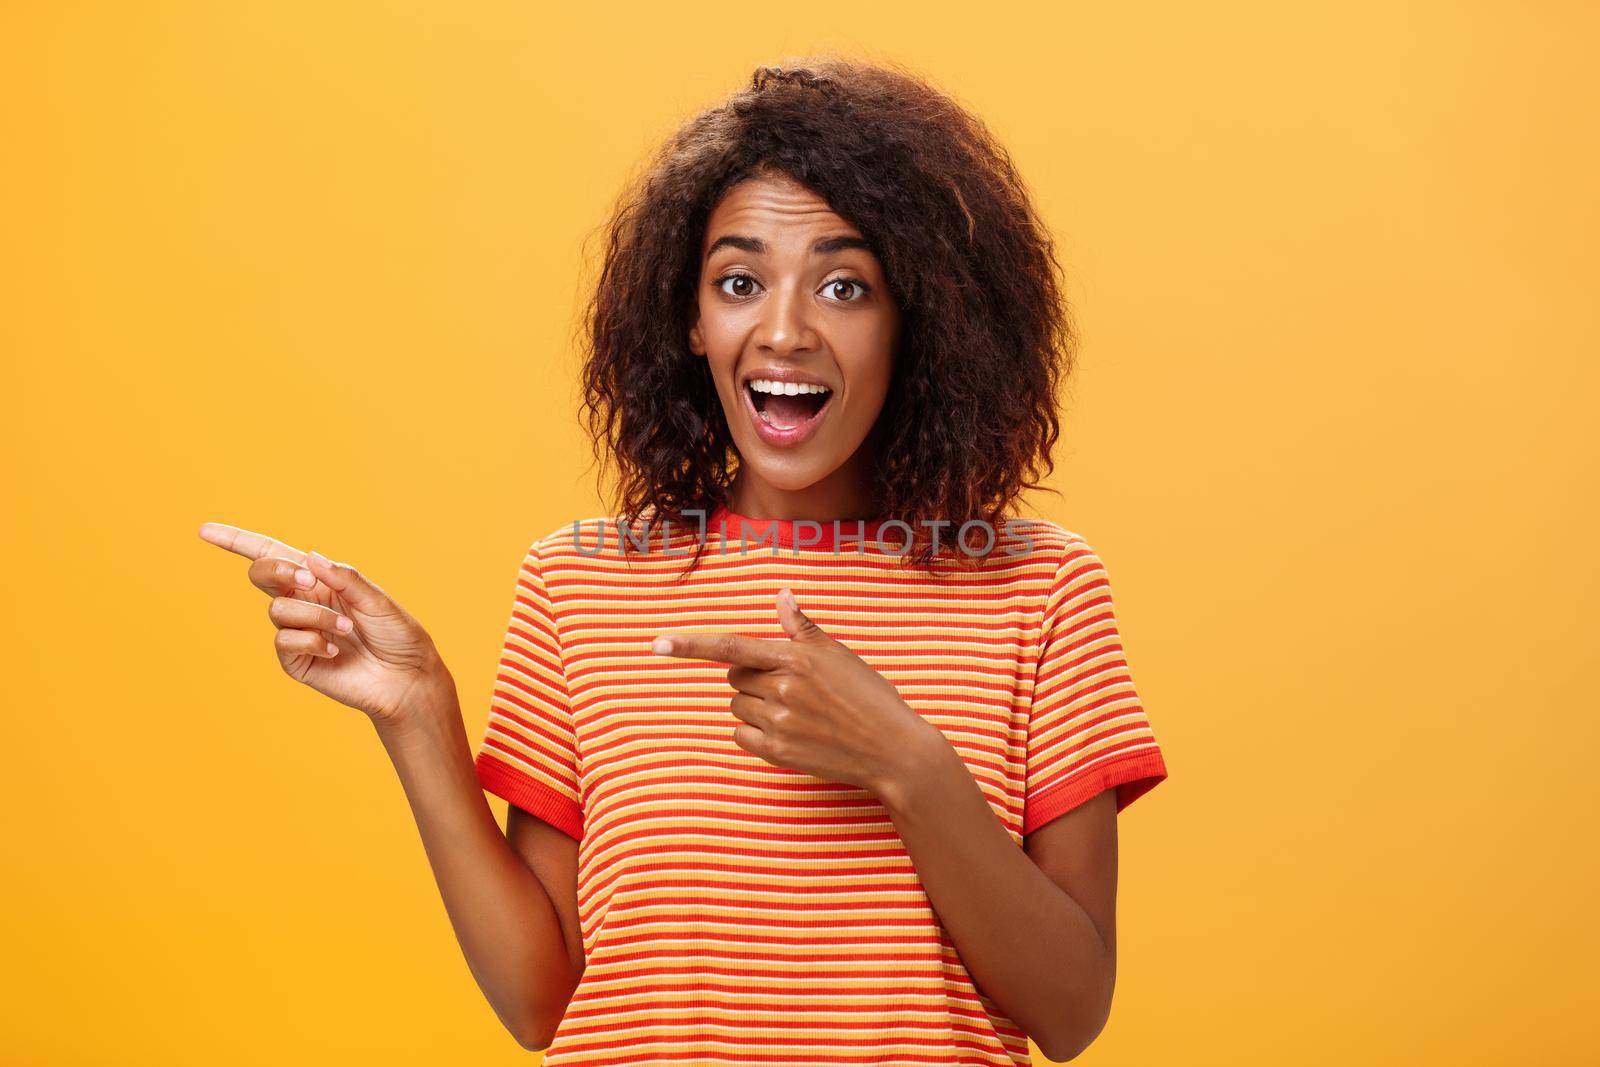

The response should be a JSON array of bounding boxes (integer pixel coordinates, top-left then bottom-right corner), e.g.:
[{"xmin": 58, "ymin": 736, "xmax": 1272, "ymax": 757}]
[{"xmin": 570, "ymin": 511, "xmax": 1041, "ymax": 558}]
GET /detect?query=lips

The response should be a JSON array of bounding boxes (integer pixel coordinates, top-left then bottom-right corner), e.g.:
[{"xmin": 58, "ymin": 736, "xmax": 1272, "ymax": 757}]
[{"xmin": 741, "ymin": 379, "xmax": 834, "ymax": 448}]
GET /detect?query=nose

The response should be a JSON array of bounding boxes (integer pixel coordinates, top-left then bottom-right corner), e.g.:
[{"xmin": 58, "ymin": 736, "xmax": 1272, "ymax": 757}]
[{"xmin": 752, "ymin": 281, "xmax": 819, "ymax": 357}]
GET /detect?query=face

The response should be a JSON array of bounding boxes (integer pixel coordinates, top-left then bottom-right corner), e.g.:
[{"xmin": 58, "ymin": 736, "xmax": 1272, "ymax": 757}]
[{"xmin": 688, "ymin": 171, "xmax": 900, "ymax": 520}]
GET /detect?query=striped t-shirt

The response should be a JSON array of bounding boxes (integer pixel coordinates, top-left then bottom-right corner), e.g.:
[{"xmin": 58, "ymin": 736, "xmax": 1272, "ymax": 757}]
[{"xmin": 473, "ymin": 503, "xmax": 1168, "ymax": 1066}]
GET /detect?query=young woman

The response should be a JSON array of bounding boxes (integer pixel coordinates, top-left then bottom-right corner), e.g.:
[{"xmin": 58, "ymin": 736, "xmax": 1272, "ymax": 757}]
[{"xmin": 200, "ymin": 57, "xmax": 1168, "ymax": 1065}]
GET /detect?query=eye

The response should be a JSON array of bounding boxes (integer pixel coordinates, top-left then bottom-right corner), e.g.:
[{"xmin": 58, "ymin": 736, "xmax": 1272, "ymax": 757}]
[
  {"xmin": 713, "ymin": 272, "xmax": 762, "ymax": 299},
  {"xmin": 822, "ymin": 277, "xmax": 870, "ymax": 303}
]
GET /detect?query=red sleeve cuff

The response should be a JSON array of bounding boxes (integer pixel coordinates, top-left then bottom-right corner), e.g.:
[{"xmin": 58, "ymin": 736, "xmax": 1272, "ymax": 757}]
[
  {"xmin": 475, "ymin": 751, "xmax": 584, "ymax": 842},
  {"xmin": 1023, "ymin": 750, "xmax": 1169, "ymax": 836}
]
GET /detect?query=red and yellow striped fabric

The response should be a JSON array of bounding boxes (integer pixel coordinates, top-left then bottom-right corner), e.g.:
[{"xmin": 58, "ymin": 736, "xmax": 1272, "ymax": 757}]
[{"xmin": 474, "ymin": 503, "xmax": 1168, "ymax": 1066}]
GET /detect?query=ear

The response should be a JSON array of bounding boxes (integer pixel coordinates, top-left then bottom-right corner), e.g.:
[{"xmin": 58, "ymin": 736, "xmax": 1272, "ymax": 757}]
[{"xmin": 689, "ymin": 320, "xmax": 705, "ymax": 357}]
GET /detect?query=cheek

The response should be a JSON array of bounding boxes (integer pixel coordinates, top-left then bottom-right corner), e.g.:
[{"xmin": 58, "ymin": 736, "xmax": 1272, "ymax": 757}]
[
  {"xmin": 695, "ymin": 299, "xmax": 745, "ymax": 357},
  {"xmin": 838, "ymin": 318, "xmax": 898, "ymax": 406}
]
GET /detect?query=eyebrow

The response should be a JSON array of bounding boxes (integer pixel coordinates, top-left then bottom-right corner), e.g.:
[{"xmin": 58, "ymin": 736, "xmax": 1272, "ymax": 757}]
[{"xmin": 705, "ymin": 234, "xmax": 874, "ymax": 258}]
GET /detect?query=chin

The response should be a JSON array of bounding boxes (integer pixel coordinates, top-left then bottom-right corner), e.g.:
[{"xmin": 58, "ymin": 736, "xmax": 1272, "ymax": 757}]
[{"xmin": 735, "ymin": 456, "xmax": 841, "ymax": 493}]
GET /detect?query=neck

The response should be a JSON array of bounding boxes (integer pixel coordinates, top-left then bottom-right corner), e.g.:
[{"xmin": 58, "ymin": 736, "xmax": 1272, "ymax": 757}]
[{"xmin": 725, "ymin": 440, "xmax": 880, "ymax": 522}]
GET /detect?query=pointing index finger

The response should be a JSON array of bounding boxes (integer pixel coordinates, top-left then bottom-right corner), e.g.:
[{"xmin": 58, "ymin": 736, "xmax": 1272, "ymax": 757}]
[
  {"xmin": 652, "ymin": 630, "xmax": 789, "ymax": 670},
  {"xmin": 198, "ymin": 522, "xmax": 307, "ymax": 565}
]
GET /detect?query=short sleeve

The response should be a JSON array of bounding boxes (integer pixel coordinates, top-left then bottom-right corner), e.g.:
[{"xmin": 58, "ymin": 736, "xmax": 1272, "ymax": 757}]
[
  {"xmin": 1023, "ymin": 538, "xmax": 1168, "ymax": 835},
  {"xmin": 473, "ymin": 538, "xmax": 584, "ymax": 842}
]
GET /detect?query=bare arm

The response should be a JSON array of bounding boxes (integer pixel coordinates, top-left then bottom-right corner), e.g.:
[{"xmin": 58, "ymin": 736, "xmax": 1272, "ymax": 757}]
[
  {"xmin": 505, "ymin": 805, "xmax": 585, "ymax": 981},
  {"xmin": 197, "ymin": 522, "xmax": 578, "ymax": 1050},
  {"xmin": 653, "ymin": 593, "xmax": 1122, "ymax": 1061},
  {"xmin": 879, "ymin": 734, "xmax": 1119, "ymax": 1063},
  {"xmin": 375, "ymin": 680, "xmax": 582, "ymax": 1050}
]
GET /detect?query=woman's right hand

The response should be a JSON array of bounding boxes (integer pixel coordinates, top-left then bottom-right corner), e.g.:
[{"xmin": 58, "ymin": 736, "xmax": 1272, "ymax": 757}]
[{"xmin": 198, "ymin": 522, "xmax": 454, "ymax": 728}]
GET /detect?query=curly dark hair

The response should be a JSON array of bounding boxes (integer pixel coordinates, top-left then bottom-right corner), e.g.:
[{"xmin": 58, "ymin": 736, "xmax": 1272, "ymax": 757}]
[{"xmin": 577, "ymin": 54, "xmax": 1073, "ymax": 576}]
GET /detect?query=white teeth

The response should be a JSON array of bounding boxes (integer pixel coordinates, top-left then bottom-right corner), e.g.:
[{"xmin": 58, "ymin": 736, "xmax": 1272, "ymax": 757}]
[{"xmin": 747, "ymin": 378, "xmax": 830, "ymax": 396}]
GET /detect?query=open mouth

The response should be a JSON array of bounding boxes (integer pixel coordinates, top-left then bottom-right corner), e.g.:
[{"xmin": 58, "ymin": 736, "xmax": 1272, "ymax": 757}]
[{"xmin": 746, "ymin": 379, "xmax": 833, "ymax": 431}]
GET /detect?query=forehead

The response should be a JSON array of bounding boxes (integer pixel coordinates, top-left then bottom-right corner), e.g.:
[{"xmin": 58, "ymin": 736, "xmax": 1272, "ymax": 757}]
[{"xmin": 702, "ymin": 174, "xmax": 861, "ymax": 253}]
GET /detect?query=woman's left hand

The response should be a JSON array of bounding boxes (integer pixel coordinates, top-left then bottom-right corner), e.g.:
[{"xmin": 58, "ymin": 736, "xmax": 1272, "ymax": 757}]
[{"xmin": 650, "ymin": 588, "xmax": 947, "ymax": 799}]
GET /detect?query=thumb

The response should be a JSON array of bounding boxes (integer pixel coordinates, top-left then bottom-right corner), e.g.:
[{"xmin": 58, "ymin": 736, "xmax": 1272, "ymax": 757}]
[
  {"xmin": 777, "ymin": 587, "xmax": 828, "ymax": 643},
  {"xmin": 306, "ymin": 550, "xmax": 392, "ymax": 615}
]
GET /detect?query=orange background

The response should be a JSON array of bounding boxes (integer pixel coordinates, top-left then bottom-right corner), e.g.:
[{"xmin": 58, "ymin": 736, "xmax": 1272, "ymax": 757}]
[{"xmin": 3, "ymin": 3, "xmax": 1596, "ymax": 1063}]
